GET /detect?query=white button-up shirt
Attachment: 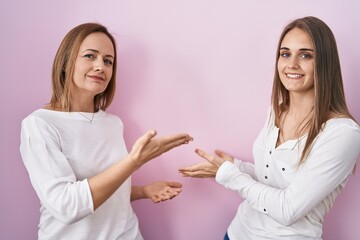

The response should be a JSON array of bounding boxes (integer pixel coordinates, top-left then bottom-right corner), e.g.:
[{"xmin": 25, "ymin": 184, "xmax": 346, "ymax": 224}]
[{"xmin": 216, "ymin": 113, "xmax": 360, "ymax": 239}]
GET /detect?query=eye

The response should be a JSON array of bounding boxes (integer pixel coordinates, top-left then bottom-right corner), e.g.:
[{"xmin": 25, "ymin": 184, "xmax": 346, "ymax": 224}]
[
  {"xmin": 300, "ymin": 53, "xmax": 313, "ymax": 59},
  {"xmin": 104, "ymin": 59, "xmax": 113, "ymax": 66},
  {"xmin": 83, "ymin": 54, "xmax": 95, "ymax": 59},
  {"xmin": 280, "ymin": 51, "xmax": 290, "ymax": 58}
]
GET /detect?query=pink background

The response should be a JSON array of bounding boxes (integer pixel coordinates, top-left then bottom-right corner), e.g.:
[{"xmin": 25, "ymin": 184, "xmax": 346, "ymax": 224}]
[{"xmin": 1, "ymin": 1, "xmax": 359, "ymax": 239}]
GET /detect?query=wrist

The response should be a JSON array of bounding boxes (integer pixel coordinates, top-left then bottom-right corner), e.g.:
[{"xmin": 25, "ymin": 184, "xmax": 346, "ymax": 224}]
[
  {"xmin": 125, "ymin": 154, "xmax": 143, "ymax": 171},
  {"xmin": 141, "ymin": 185, "xmax": 148, "ymax": 199},
  {"xmin": 131, "ymin": 185, "xmax": 147, "ymax": 201}
]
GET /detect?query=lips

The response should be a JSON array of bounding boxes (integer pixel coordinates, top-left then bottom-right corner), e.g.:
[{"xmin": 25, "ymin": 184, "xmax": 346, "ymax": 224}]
[
  {"xmin": 87, "ymin": 75, "xmax": 105, "ymax": 81},
  {"xmin": 286, "ymin": 73, "xmax": 304, "ymax": 79}
]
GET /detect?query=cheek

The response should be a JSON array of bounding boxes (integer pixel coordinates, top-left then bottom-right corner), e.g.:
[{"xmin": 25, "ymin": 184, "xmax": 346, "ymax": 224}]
[
  {"xmin": 307, "ymin": 75, "xmax": 315, "ymax": 86},
  {"xmin": 277, "ymin": 59, "xmax": 284, "ymax": 73},
  {"xmin": 72, "ymin": 71, "xmax": 82, "ymax": 84},
  {"xmin": 305, "ymin": 64, "xmax": 315, "ymax": 79},
  {"xmin": 106, "ymin": 69, "xmax": 113, "ymax": 81},
  {"xmin": 277, "ymin": 60, "xmax": 286, "ymax": 80},
  {"xmin": 74, "ymin": 58, "xmax": 91, "ymax": 75}
]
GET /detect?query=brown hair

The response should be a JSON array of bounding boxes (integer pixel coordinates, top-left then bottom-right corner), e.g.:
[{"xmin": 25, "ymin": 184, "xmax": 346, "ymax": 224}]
[
  {"xmin": 50, "ymin": 23, "xmax": 117, "ymax": 111},
  {"xmin": 271, "ymin": 16, "xmax": 355, "ymax": 163}
]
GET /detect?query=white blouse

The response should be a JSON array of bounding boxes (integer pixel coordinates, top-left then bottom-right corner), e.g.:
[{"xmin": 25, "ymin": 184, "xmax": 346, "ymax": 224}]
[
  {"xmin": 216, "ymin": 113, "xmax": 360, "ymax": 239},
  {"xmin": 20, "ymin": 109, "xmax": 143, "ymax": 240}
]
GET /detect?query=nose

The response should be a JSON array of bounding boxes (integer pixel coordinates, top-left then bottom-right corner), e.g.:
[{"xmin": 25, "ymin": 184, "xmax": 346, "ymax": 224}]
[
  {"xmin": 93, "ymin": 58, "xmax": 105, "ymax": 72},
  {"xmin": 287, "ymin": 56, "xmax": 300, "ymax": 69}
]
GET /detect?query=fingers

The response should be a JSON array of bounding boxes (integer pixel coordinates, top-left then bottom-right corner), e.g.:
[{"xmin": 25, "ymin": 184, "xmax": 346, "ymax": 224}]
[
  {"xmin": 215, "ymin": 149, "xmax": 234, "ymax": 162},
  {"xmin": 178, "ymin": 162, "xmax": 208, "ymax": 173},
  {"xmin": 144, "ymin": 181, "xmax": 183, "ymax": 203},
  {"xmin": 131, "ymin": 131, "xmax": 192, "ymax": 165},
  {"xmin": 171, "ymin": 133, "xmax": 193, "ymax": 142},
  {"xmin": 178, "ymin": 165, "xmax": 197, "ymax": 172},
  {"xmin": 179, "ymin": 170, "xmax": 215, "ymax": 178},
  {"xmin": 195, "ymin": 148, "xmax": 215, "ymax": 162},
  {"xmin": 151, "ymin": 185, "xmax": 182, "ymax": 203},
  {"xmin": 178, "ymin": 148, "xmax": 226, "ymax": 178},
  {"xmin": 151, "ymin": 132, "xmax": 193, "ymax": 149},
  {"xmin": 160, "ymin": 133, "xmax": 193, "ymax": 143},
  {"xmin": 214, "ymin": 149, "xmax": 225, "ymax": 158},
  {"xmin": 195, "ymin": 148, "xmax": 225, "ymax": 167},
  {"xmin": 166, "ymin": 181, "xmax": 183, "ymax": 188},
  {"xmin": 178, "ymin": 161, "xmax": 218, "ymax": 178},
  {"xmin": 146, "ymin": 134, "xmax": 192, "ymax": 160},
  {"xmin": 142, "ymin": 129, "xmax": 157, "ymax": 143},
  {"xmin": 133, "ymin": 129, "xmax": 157, "ymax": 149},
  {"xmin": 161, "ymin": 134, "xmax": 193, "ymax": 150}
]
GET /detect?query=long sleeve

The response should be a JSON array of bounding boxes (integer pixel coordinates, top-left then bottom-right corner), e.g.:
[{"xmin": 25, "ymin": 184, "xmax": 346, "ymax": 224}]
[
  {"xmin": 233, "ymin": 158, "xmax": 256, "ymax": 179},
  {"xmin": 20, "ymin": 109, "xmax": 141, "ymax": 239},
  {"xmin": 20, "ymin": 116, "xmax": 94, "ymax": 224},
  {"xmin": 216, "ymin": 119, "xmax": 360, "ymax": 226}
]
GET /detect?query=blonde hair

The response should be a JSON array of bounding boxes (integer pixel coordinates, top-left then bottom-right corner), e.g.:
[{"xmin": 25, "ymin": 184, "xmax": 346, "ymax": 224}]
[{"xmin": 50, "ymin": 23, "xmax": 117, "ymax": 111}]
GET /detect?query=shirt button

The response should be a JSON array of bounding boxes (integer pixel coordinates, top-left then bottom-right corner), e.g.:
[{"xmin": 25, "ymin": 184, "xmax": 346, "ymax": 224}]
[
  {"xmin": 269, "ymin": 150, "xmax": 272, "ymax": 154},
  {"xmin": 282, "ymin": 168, "xmax": 285, "ymax": 171},
  {"xmin": 263, "ymin": 208, "xmax": 267, "ymax": 212},
  {"xmin": 265, "ymin": 176, "xmax": 268, "ymax": 179},
  {"xmin": 266, "ymin": 164, "xmax": 269, "ymax": 168}
]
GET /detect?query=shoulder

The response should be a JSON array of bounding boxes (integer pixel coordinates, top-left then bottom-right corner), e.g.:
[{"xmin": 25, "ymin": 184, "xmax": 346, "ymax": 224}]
[
  {"xmin": 316, "ymin": 118, "xmax": 360, "ymax": 152},
  {"xmin": 20, "ymin": 110, "xmax": 62, "ymax": 143},
  {"xmin": 101, "ymin": 111, "xmax": 123, "ymax": 123},
  {"xmin": 323, "ymin": 118, "xmax": 360, "ymax": 133},
  {"xmin": 101, "ymin": 110, "xmax": 120, "ymax": 119},
  {"xmin": 98, "ymin": 111, "xmax": 125, "ymax": 130},
  {"xmin": 22, "ymin": 109, "xmax": 52, "ymax": 126},
  {"xmin": 22, "ymin": 109, "xmax": 66, "ymax": 128}
]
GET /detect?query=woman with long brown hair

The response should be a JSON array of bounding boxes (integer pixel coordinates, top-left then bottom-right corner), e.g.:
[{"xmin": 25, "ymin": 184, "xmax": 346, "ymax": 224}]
[{"xmin": 179, "ymin": 16, "xmax": 360, "ymax": 239}]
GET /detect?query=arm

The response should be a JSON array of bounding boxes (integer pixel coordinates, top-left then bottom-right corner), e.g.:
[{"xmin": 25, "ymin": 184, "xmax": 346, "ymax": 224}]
[
  {"xmin": 20, "ymin": 117, "xmax": 192, "ymax": 224},
  {"xmin": 208, "ymin": 123, "xmax": 360, "ymax": 226},
  {"xmin": 89, "ymin": 130, "xmax": 191, "ymax": 209}
]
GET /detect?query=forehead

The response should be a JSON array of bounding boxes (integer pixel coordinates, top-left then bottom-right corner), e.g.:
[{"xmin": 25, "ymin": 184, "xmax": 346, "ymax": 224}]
[
  {"xmin": 79, "ymin": 32, "xmax": 114, "ymax": 55},
  {"xmin": 281, "ymin": 28, "xmax": 314, "ymax": 49}
]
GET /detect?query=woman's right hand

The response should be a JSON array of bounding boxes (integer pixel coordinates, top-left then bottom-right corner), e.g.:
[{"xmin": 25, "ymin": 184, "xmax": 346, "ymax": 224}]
[
  {"xmin": 178, "ymin": 149, "xmax": 234, "ymax": 178},
  {"xmin": 129, "ymin": 129, "xmax": 193, "ymax": 169},
  {"xmin": 89, "ymin": 129, "xmax": 191, "ymax": 210}
]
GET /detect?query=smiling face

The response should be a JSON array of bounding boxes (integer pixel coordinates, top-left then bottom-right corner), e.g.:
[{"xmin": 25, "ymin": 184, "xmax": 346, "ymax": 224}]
[
  {"xmin": 72, "ymin": 32, "xmax": 115, "ymax": 102},
  {"xmin": 277, "ymin": 28, "xmax": 315, "ymax": 95}
]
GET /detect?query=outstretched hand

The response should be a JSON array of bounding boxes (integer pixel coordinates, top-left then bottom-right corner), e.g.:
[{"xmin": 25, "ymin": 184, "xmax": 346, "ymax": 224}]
[
  {"xmin": 178, "ymin": 149, "xmax": 234, "ymax": 178},
  {"xmin": 129, "ymin": 129, "xmax": 193, "ymax": 169},
  {"xmin": 143, "ymin": 181, "xmax": 183, "ymax": 203}
]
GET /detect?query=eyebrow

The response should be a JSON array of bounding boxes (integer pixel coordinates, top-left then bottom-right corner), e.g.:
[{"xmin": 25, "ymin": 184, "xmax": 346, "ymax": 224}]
[
  {"xmin": 280, "ymin": 47, "xmax": 314, "ymax": 52},
  {"xmin": 82, "ymin": 48, "xmax": 114, "ymax": 59}
]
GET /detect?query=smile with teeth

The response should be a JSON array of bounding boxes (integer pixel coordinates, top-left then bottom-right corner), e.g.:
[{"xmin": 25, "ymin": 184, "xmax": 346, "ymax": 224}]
[{"xmin": 286, "ymin": 73, "xmax": 304, "ymax": 79}]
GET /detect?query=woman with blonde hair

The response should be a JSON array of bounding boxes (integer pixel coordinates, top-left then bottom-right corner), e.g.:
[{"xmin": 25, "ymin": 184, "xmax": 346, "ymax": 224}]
[{"xmin": 20, "ymin": 23, "xmax": 192, "ymax": 240}]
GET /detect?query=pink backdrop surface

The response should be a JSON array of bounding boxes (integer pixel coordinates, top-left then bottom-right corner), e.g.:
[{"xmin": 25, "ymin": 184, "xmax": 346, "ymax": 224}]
[{"xmin": 1, "ymin": 1, "xmax": 359, "ymax": 239}]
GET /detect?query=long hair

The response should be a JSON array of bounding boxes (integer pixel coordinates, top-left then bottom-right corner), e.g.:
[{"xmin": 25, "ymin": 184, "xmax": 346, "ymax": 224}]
[
  {"xmin": 50, "ymin": 23, "xmax": 117, "ymax": 111},
  {"xmin": 271, "ymin": 16, "xmax": 355, "ymax": 163}
]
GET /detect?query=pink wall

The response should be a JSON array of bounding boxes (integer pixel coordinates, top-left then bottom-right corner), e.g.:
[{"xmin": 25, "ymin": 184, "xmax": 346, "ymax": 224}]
[{"xmin": 1, "ymin": 1, "xmax": 359, "ymax": 239}]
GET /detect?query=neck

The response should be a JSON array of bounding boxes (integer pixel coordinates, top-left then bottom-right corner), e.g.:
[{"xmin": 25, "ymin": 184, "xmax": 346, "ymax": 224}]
[
  {"xmin": 72, "ymin": 105, "xmax": 95, "ymax": 112},
  {"xmin": 70, "ymin": 98, "xmax": 95, "ymax": 112},
  {"xmin": 279, "ymin": 92, "xmax": 315, "ymax": 144},
  {"xmin": 287, "ymin": 90, "xmax": 315, "ymax": 117}
]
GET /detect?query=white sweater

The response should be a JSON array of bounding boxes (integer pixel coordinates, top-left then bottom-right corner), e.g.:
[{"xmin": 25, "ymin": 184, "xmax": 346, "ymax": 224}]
[
  {"xmin": 20, "ymin": 109, "xmax": 143, "ymax": 240},
  {"xmin": 216, "ymin": 114, "xmax": 360, "ymax": 239}
]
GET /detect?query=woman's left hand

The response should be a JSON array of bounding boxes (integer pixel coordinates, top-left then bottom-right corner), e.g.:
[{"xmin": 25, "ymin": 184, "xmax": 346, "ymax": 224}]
[{"xmin": 143, "ymin": 181, "xmax": 182, "ymax": 203}]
